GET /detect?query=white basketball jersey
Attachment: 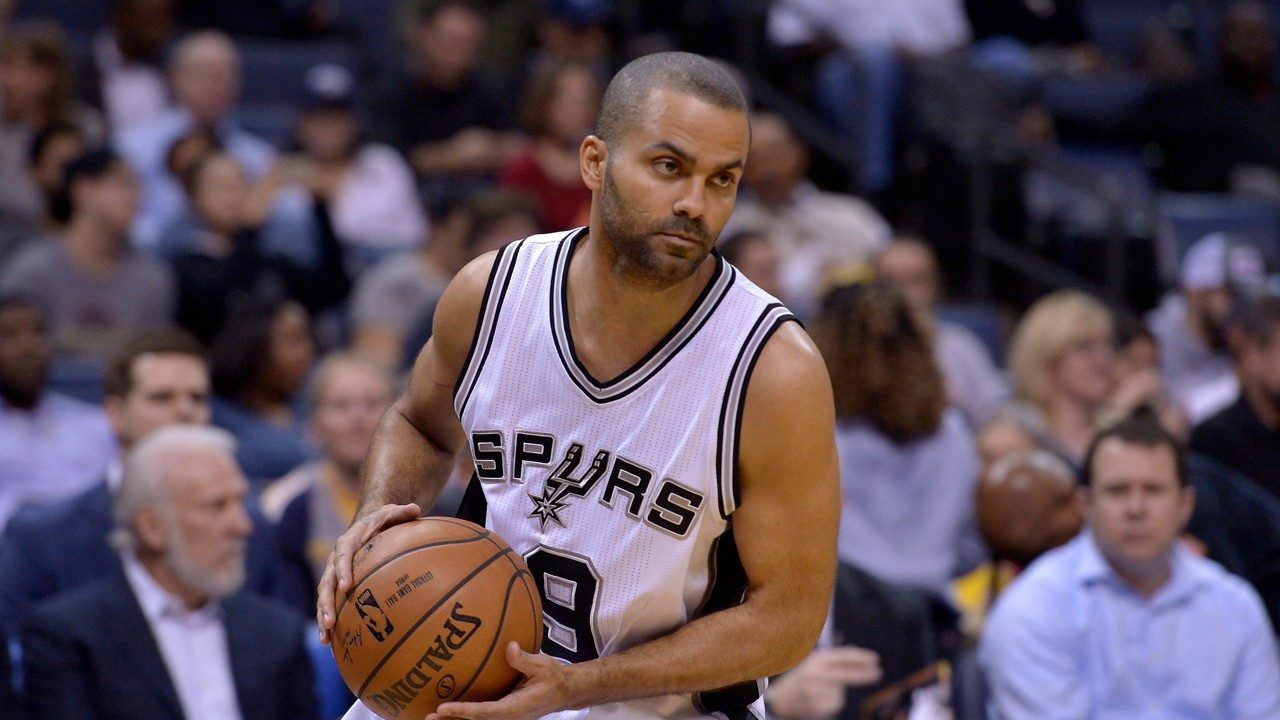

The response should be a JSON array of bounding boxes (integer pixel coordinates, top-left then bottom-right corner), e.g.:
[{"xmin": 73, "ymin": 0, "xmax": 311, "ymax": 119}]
[{"xmin": 451, "ymin": 228, "xmax": 796, "ymax": 720}]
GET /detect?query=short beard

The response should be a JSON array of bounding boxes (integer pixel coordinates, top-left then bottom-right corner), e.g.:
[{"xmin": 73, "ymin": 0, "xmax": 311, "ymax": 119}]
[
  {"xmin": 598, "ymin": 162, "xmax": 712, "ymax": 290},
  {"xmin": 164, "ymin": 516, "xmax": 246, "ymax": 602}
]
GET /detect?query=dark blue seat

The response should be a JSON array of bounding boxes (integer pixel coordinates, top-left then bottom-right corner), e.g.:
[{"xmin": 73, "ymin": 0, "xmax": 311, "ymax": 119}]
[
  {"xmin": 1155, "ymin": 193, "xmax": 1280, "ymax": 283},
  {"xmin": 236, "ymin": 38, "xmax": 359, "ymax": 106},
  {"xmin": 15, "ymin": 0, "xmax": 109, "ymax": 33},
  {"xmin": 936, "ymin": 302, "xmax": 1005, "ymax": 366}
]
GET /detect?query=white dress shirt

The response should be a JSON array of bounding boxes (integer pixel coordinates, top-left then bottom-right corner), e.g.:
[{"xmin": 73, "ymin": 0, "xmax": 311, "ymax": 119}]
[{"xmin": 122, "ymin": 553, "xmax": 245, "ymax": 720}]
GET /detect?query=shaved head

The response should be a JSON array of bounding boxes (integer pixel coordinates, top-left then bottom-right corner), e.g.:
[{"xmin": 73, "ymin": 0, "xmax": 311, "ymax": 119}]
[{"xmin": 594, "ymin": 51, "xmax": 748, "ymax": 146}]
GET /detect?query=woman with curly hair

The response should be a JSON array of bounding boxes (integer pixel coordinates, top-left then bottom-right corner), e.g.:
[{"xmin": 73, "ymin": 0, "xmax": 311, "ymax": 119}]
[{"xmin": 812, "ymin": 281, "xmax": 985, "ymax": 598}]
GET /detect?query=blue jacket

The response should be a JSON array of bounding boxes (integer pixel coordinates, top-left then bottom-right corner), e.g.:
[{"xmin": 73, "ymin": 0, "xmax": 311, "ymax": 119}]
[
  {"xmin": 21, "ymin": 573, "xmax": 318, "ymax": 720},
  {"xmin": 0, "ymin": 480, "xmax": 282, "ymax": 636}
]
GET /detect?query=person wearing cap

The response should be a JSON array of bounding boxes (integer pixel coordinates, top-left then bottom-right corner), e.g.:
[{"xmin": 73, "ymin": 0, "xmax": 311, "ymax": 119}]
[
  {"xmin": 284, "ymin": 63, "xmax": 428, "ymax": 267},
  {"xmin": 1191, "ymin": 294, "xmax": 1280, "ymax": 498},
  {"xmin": 1146, "ymin": 232, "xmax": 1267, "ymax": 422}
]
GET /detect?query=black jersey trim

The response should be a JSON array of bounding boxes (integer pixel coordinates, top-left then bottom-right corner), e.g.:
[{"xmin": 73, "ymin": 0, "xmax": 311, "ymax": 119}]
[
  {"xmin": 455, "ymin": 474, "xmax": 489, "ymax": 526},
  {"xmin": 714, "ymin": 304, "xmax": 798, "ymax": 519},
  {"xmin": 454, "ymin": 240, "xmax": 524, "ymax": 419},
  {"xmin": 691, "ymin": 525, "xmax": 766, "ymax": 717},
  {"xmin": 549, "ymin": 229, "xmax": 735, "ymax": 405}
]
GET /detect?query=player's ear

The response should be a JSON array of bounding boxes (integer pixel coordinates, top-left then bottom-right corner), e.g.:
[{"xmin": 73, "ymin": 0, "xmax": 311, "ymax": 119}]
[{"xmin": 581, "ymin": 135, "xmax": 606, "ymax": 192}]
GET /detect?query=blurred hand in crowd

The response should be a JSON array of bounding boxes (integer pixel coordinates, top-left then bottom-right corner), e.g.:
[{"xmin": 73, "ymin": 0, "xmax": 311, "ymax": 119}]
[{"xmin": 767, "ymin": 646, "xmax": 883, "ymax": 719}]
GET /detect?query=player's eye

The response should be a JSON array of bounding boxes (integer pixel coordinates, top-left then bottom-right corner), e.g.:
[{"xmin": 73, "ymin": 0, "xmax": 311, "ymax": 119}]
[
  {"xmin": 654, "ymin": 159, "xmax": 679, "ymax": 174},
  {"xmin": 713, "ymin": 173, "xmax": 736, "ymax": 188}
]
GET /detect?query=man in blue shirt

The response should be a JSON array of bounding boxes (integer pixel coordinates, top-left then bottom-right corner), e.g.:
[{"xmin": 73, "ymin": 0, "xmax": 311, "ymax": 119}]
[{"xmin": 980, "ymin": 416, "xmax": 1280, "ymax": 719}]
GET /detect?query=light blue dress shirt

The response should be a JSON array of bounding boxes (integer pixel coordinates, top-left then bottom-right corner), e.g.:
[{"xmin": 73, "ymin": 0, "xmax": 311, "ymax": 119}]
[{"xmin": 980, "ymin": 531, "xmax": 1280, "ymax": 720}]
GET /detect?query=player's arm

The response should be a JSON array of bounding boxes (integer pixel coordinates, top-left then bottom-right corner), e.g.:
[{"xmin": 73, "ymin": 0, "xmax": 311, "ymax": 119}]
[
  {"xmin": 431, "ymin": 322, "xmax": 841, "ymax": 720},
  {"xmin": 316, "ymin": 250, "xmax": 497, "ymax": 642}
]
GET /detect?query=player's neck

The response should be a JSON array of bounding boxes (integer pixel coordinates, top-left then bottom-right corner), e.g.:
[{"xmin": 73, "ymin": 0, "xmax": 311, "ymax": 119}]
[{"xmin": 566, "ymin": 233, "xmax": 714, "ymax": 381}]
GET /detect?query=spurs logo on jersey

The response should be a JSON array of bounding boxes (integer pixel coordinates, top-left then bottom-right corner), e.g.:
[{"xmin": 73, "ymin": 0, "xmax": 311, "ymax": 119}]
[
  {"xmin": 452, "ymin": 228, "xmax": 795, "ymax": 720},
  {"xmin": 469, "ymin": 430, "xmax": 705, "ymax": 535}
]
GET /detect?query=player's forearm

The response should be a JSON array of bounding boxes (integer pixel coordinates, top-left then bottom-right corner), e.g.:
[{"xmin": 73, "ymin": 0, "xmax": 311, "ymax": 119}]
[
  {"xmin": 561, "ymin": 590, "xmax": 824, "ymax": 709},
  {"xmin": 355, "ymin": 402, "xmax": 455, "ymax": 518}
]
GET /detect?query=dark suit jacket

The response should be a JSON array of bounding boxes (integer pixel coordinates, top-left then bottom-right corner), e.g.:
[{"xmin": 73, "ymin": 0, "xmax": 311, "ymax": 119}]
[
  {"xmin": 21, "ymin": 573, "xmax": 318, "ymax": 720},
  {"xmin": 0, "ymin": 480, "xmax": 281, "ymax": 636},
  {"xmin": 0, "ymin": 627, "xmax": 15, "ymax": 720}
]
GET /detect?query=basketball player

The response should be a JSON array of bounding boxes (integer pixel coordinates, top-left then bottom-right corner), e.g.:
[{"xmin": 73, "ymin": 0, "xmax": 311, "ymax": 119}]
[{"xmin": 318, "ymin": 51, "xmax": 840, "ymax": 720}]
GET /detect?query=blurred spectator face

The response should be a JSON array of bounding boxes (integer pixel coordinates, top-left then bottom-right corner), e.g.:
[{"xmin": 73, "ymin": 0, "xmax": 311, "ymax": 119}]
[
  {"xmin": 113, "ymin": 0, "xmax": 175, "ymax": 62},
  {"xmin": 875, "ymin": 240, "xmax": 940, "ymax": 308},
  {"xmin": 166, "ymin": 128, "xmax": 218, "ymax": 181},
  {"xmin": 721, "ymin": 232, "xmax": 783, "ymax": 299},
  {"xmin": 190, "ymin": 153, "xmax": 248, "ymax": 234},
  {"xmin": 106, "ymin": 353, "xmax": 211, "ymax": 447},
  {"xmin": 1083, "ymin": 437, "xmax": 1193, "ymax": 579},
  {"xmin": 1115, "ymin": 332, "xmax": 1159, "ymax": 380},
  {"xmin": 543, "ymin": 65, "xmax": 601, "ymax": 147},
  {"xmin": 1241, "ymin": 320, "xmax": 1280, "ymax": 405},
  {"xmin": 140, "ymin": 445, "xmax": 252, "ymax": 599},
  {"xmin": 0, "ymin": 38, "xmax": 59, "ymax": 119},
  {"xmin": 169, "ymin": 32, "xmax": 240, "ymax": 126},
  {"xmin": 1051, "ymin": 328, "xmax": 1116, "ymax": 406},
  {"xmin": 472, "ymin": 211, "xmax": 540, "ymax": 256},
  {"xmin": 30, "ymin": 126, "xmax": 84, "ymax": 200},
  {"xmin": 1222, "ymin": 1, "xmax": 1276, "ymax": 85},
  {"xmin": 259, "ymin": 303, "xmax": 315, "ymax": 401},
  {"xmin": 1186, "ymin": 288, "xmax": 1234, "ymax": 351},
  {"xmin": 0, "ymin": 300, "xmax": 50, "ymax": 409},
  {"xmin": 744, "ymin": 114, "xmax": 807, "ymax": 206},
  {"xmin": 298, "ymin": 108, "xmax": 357, "ymax": 164},
  {"xmin": 71, "ymin": 159, "xmax": 140, "ymax": 237},
  {"xmin": 412, "ymin": 4, "xmax": 486, "ymax": 91},
  {"xmin": 536, "ymin": 0, "xmax": 611, "ymax": 67},
  {"xmin": 979, "ymin": 450, "xmax": 1083, "ymax": 566},
  {"xmin": 977, "ymin": 417, "xmax": 1036, "ymax": 475},
  {"xmin": 311, "ymin": 359, "xmax": 392, "ymax": 474}
]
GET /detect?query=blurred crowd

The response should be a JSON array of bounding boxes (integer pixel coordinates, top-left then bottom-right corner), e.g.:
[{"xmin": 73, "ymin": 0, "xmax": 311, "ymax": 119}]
[{"xmin": 2, "ymin": 0, "xmax": 1280, "ymax": 718}]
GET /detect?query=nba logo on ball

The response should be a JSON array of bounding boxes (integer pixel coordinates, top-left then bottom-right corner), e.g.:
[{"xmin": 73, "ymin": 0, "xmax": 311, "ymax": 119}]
[{"xmin": 356, "ymin": 589, "xmax": 395, "ymax": 642}]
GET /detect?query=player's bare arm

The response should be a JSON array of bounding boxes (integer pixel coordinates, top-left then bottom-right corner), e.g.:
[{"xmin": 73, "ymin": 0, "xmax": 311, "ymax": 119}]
[
  {"xmin": 429, "ymin": 322, "xmax": 841, "ymax": 720},
  {"xmin": 317, "ymin": 251, "xmax": 498, "ymax": 642}
]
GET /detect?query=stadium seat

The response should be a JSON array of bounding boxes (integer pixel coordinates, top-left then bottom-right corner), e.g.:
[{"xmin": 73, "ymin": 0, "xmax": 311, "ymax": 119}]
[
  {"xmin": 1042, "ymin": 75, "xmax": 1152, "ymax": 129},
  {"xmin": 936, "ymin": 302, "xmax": 1006, "ymax": 366},
  {"xmin": 1082, "ymin": 0, "xmax": 1177, "ymax": 63},
  {"xmin": 236, "ymin": 38, "xmax": 360, "ymax": 107},
  {"xmin": 1155, "ymin": 193, "xmax": 1280, "ymax": 283},
  {"xmin": 15, "ymin": 0, "xmax": 109, "ymax": 33}
]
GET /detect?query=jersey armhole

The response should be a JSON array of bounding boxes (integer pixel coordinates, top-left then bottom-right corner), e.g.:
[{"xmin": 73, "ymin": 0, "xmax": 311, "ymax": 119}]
[
  {"xmin": 713, "ymin": 303, "xmax": 799, "ymax": 520},
  {"xmin": 453, "ymin": 240, "xmax": 524, "ymax": 418}
]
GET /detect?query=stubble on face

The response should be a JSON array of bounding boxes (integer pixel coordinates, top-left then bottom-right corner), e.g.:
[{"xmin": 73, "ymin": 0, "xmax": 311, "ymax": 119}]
[{"xmin": 598, "ymin": 159, "xmax": 713, "ymax": 290}]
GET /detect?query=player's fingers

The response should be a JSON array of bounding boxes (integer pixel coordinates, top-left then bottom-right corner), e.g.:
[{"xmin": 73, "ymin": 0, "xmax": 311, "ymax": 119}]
[
  {"xmin": 334, "ymin": 503, "xmax": 422, "ymax": 592},
  {"xmin": 505, "ymin": 641, "xmax": 539, "ymax": 675},
  {"xmin": 315, "ymin": 555, "xmax": 338, "ymax": 642},
  {"xmin": 429, "ymin": 700, "xmax": 497, "ymax": 719}
]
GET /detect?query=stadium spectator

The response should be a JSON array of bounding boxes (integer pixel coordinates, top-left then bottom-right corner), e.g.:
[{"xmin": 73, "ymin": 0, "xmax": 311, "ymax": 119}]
[
  {"xmin": 499, "ymin": 61, "xmax": 599, "ymax": 231},
  {"xmin": 80, "ymin": 0, "xmax": 176, "ymax": 133},
  {"xmin": 23, "ymin": 121, "xmax": 84, "ymax": 238},
  {"xmin": 811, "ymin": 282, "xmax": 986, "ymax": 597},
  {"xmin": 1137, "ymin": 1, "xmax": 1280, "ymax": 193},
  {"xmin": 874, "ymin": 238, "xmax": 1010, "ymax": 428},
  {"xmin": 368, "ymin": 0, "xmax": 520, "ymax": 197},
  {"xmin": 1004, "ymin": 291, "xmax": 1161, "ymax": 465},
  {"xmin": 167, "ymin": 150, "xmax": 349, "ymax": 342},
  {"xmin": 727, "ymin": 112, "xmax": 890, "ymax": 318},
  {"xmin": 0, "ymin": 328, "xmax": 279, "ymax": 638},
  {"xmin": 177, "ymin": 0, "xmax": 337, "ymax": 38},
  {"xmin": 981, "ymin": 417, "xmax": 1280, "ymax": 719},
  {"xmin": 210, "ymin": 297, "xmax": 316, "ymax": 484},
  {"xmin": 766, "ymin": 0, "xmax": 971, "ymax": 193},
  {"xmin": 283, "ymin": 63, "xmax": 427, "ymax": 268},
  {"xmin": 719, "ymin": 230, "xmax": 784, "ymax": 300},
  {"xmin": 0, "ymin": 149, "xmax": 175, "ymax": 363},
  {"xmin": 977, "ymin": 449, "xmax": 1081, "ymax": 570},
  {"xmin": 1191, "ymin": 294, "xmax": 1280, "ymax": 498},
  {"xmin": 21, "ymin": 425, "xmax": 319, "ymax": 720},
  {"xmin": 0, "ymin": 22, "xmax": 106, "ymax": 259},
  {"xmin": 964, "ymin": 0, "xmax": 1104, "ymax": 84},
  {"xmin": 0, "ymin": 295, "xmax": 115, "ymax": 529},
  {"xmin": 1112, "ymin": 313, "xmax": 1188, "ymax": 440},
  {"xmin": 262, "ymin": 353, "xmax": 394, "ymax": 616},
  {"xmin": 117, "ymin": 30, "xmax": 278, "ymax": 247},
  {"xmin": 765, "ymin": 641, "xmax": 882, "ymax": 719},
  {"xmin": 1147, "ymin": 233, "xmax": 1265, "ymax": 422},
  {"xmin": 351, "ymin": 188, "xmax": 540, "ymax": 369},
  {"xmin": 528, "ymin": 0, "xmax": 614, "ymax": 81}
]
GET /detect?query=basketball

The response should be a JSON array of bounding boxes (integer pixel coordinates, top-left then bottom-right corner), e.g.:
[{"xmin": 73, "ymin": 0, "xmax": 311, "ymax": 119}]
[{"xmin": 330, "ymin": 517, "xmax": 543, "ymax": 720}]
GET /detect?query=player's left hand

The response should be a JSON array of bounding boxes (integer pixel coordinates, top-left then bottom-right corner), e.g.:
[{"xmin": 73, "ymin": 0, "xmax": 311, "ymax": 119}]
[{"xmin": 427, "ymin": 642, "xmax": 576, "ymax": 720}]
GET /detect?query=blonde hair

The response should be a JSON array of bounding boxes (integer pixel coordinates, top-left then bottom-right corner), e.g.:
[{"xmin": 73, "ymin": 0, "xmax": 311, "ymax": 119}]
[{"xmin": 1008, "ymin": 291, "xmax": 1113, "ymax": 410}]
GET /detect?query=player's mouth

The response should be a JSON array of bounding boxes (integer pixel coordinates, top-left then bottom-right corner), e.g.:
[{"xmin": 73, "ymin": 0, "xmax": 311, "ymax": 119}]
[{"xmin": 656, "ymin": 232, "xmax": 703, "ymax": 248}]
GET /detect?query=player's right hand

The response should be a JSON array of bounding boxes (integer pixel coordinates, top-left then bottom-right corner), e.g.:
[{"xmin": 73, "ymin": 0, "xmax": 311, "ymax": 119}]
[{"xmin": 316, "ymin": 502, "xmax": 422, "ymax": 644}]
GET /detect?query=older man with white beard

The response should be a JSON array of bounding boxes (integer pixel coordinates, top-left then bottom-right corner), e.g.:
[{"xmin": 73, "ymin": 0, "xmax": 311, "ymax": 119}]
[{"xmin": 20, "ymin": 425, "xmax": 319, "ymax": 720}]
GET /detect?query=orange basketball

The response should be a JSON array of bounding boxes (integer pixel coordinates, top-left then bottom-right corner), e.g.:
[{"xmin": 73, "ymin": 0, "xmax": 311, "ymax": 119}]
[{"xmin": 331, "ymin": 517, "xmax": 543, "ymax": 720}]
